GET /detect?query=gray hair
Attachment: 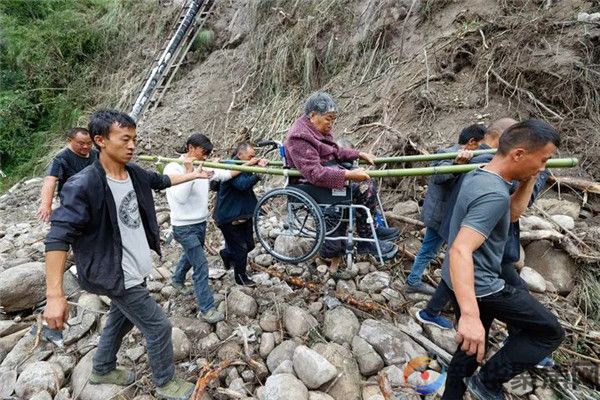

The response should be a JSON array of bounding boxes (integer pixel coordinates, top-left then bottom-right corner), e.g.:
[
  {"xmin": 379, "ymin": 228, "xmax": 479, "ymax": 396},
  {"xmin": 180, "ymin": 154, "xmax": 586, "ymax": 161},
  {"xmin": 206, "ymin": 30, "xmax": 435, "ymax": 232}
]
[{"xmin": 304, "ymin": 91, "xmax": 337, "ymax": 116}]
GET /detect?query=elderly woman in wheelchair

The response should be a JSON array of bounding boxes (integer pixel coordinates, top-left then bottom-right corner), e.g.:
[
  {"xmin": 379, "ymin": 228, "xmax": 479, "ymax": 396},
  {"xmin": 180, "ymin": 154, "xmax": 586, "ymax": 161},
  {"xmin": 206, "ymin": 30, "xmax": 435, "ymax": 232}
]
[{"xmin": 282, "ymin": 91, "xmax": 399, "ymax": 263}]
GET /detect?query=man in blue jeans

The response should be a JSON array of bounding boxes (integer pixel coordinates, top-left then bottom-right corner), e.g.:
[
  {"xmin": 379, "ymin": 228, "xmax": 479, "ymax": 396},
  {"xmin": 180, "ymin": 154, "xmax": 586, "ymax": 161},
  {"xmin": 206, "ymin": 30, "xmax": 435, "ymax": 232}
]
[
  {"xmin": 44, "ymin": 110, "xmax": 211, "ymax": 399},
  {"xmin": 405, "ymin": 123, "xmax": 487, "ymax": 295},
  {"xmin": 440, "ymin": 120, "xmax": 564, "ymax": 400}
]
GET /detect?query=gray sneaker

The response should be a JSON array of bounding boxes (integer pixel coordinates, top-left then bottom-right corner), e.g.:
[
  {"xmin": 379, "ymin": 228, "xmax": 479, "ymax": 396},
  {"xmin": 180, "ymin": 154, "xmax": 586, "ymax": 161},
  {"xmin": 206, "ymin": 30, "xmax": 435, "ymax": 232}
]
[
  {"xmin": 170, "ymin": 281, "xmax": 191, "ymax": 295},
  {"xmin": 156, "ymin": 376, "xmax": 195, "ymax": 400},
  {"xmin": 404, "ymin": 282, "xmax": 436, "ymax": 296},
  {"xmin": 199, "ymin": 307, "xmax": 225, "ymax": 324}
]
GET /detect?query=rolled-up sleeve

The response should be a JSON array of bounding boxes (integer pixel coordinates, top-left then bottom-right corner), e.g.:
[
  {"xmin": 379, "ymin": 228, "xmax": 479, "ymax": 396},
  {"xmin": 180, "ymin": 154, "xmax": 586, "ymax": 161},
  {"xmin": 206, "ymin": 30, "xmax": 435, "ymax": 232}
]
[{"xmin": 288, "ymin": 137, "xmax": 346, "ymax": 189}]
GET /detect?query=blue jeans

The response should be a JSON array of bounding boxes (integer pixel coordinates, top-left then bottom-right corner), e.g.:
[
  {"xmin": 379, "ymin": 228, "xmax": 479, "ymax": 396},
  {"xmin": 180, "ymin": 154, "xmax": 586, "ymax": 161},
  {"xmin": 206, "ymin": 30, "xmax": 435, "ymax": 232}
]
[
  {"xmin": 171, "ymin": 222, "xmax": 214, "ymax": 313},
  {"xmin": 93, "ymin": 284, "xmax": 174, "ymax": 386},
  {"xmin": 407, "ymin": 227, "xmax": 445, "ymax": 286}
]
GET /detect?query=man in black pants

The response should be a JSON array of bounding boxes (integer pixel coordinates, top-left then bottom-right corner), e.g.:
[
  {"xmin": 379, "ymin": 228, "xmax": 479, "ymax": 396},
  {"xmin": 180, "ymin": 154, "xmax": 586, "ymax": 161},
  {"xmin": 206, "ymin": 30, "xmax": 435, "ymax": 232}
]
[
  {"xmin": 440, "ymin": 119, "xmax": 564, "ymax": 400},
  {"xmin": 215, "ymin": 142, "xmax": 268, "ymax": 285}
]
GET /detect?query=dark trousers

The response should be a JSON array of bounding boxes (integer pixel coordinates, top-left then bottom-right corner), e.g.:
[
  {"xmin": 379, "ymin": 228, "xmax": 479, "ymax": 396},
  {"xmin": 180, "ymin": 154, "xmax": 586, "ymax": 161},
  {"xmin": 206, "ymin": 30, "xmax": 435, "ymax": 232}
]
[
  {"xmin": 93, "ymin": 284, "xmax": 175, "ymax": 386},
  {"xmin": 441, "ymin": 281, "xmax": 564, "ymax": 399},
  {"xmin": 350, "ymin": 180, "xmax": 379, "ymax": 237},
  {"xmin": 425, "ymin": 263, "xmax": 527, "ymax": 316},
  {"xmin": 219, "ymin": 219, "xmax": 255, "ymax": 279}
]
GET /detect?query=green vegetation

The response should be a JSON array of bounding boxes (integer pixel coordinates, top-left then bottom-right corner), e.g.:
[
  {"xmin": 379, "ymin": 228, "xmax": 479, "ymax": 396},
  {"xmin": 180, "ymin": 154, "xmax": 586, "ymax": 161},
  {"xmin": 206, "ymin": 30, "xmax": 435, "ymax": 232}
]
[{"xmin": 0, "ymin": 0, "xmax": 172, "ymax": 190}]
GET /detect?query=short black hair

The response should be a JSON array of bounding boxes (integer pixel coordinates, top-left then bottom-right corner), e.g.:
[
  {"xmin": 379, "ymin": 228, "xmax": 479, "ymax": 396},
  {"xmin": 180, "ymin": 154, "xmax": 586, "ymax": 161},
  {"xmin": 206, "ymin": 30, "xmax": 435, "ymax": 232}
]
[
  {"xmin": 66, "ymin": 127, "xmax": 90, "ymax": 139},
  {"xmin": 458, "ymin": 124, "xmax": 486, "ymax": 145},
  {"xmin": 232, "ymin": 141, "xmax": 253, "ymax": 158},
  {"xmin": 183, "ymin": 133, "xmax": 213, "ymax": 155},
  {"xmin": 498, "ymin": 119, "xmax": 560, "ymax": 155},
  {"xmin": 88, "ymin": 109, "xmax": 136, "ymax": 139}
]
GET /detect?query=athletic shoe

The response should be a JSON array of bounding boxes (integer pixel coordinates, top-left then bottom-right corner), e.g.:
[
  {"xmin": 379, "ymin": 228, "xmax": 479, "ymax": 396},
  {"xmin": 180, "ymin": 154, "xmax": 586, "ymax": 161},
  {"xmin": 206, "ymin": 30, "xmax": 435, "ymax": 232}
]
[
  {"xmin": 416, "ymin": 309, "xmax": 453, "ymax": 330},
  {"xmin": 535, "ymin": 356, "xmax": 555, "ymax": 369},
  {"xmin": 357, "ymin": 240, "xmax": 398, "ymax": 260},
  {"xmin": 375, "ymin": 225, "xmax": 400, "ymax": 241},
  {"xmin": 465, "ymin": 373, "xmax": 504, "ymax": 400},
  {"xmin": 156, "ymin": 377, "xmax": 195, "ymax": 400},
  {"xmin": 89, "ymin": 368, "xmax": 135, "ymax": 386},
  {"xmin": 404, "ymin": 281, "xmax": 436, "ymax": 296},
  {"xmin": 199, "ymin": 307, "xmax": 225, "ymax": 324}
]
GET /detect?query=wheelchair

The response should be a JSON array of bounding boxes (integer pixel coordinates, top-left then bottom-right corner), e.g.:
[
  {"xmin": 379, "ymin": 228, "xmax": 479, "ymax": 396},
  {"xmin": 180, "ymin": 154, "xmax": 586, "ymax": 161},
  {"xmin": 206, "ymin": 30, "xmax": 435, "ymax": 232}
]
[{"xmin": 252, "ymin": 140, "xmax": 389, "ymax": 268}]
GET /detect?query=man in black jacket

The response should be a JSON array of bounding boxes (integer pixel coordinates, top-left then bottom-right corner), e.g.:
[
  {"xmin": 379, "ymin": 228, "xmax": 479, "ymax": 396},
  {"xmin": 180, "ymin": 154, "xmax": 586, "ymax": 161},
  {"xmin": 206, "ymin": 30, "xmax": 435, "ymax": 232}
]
[
  {"xmin": 43, "ymin": 109, "xmax": 210, "ymax": 400},
  {"xmin": 216, "ymin": 142, "xmax": 268, "ymax": 285}
]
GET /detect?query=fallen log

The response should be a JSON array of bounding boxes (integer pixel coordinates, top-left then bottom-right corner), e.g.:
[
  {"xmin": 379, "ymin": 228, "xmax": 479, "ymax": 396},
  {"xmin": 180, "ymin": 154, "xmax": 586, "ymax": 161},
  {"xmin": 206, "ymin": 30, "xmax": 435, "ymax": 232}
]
[{"xmin": 548, "ymin": 175, "xmax": 600, "ymax": 194}]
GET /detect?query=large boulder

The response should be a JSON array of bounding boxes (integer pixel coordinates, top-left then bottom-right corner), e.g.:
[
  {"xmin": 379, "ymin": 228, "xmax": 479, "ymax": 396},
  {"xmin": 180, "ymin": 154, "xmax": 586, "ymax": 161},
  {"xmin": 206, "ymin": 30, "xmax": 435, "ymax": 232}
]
[
  {"xmin": 312, "ymin": 342, "xmax": 361, "ymax": 400},
  {"xmin": 0, "ymin": 262, "xmax": 46, "ymax": 312},
  {"xmin": 524, "ymin": 240, "xmax": 577, "ymax": 294},
  {"xmin": 264, "ymin": 373, "xmax": 308, "ymax": 400},
  {"xmin": 227, "ymin": 288, "xmax": 258, "ymax": 317},
  {"xmin": 14, "ymin": 361, "xmax": 64, "ymax": 398},
  {"xmin": 267, "ymin": 340, "xmax": 300, "ymax": 372},
  {"xmin": 292, "ymin": 346, "xmax": 338, "ymax": 389},
  {"xmin": 284, "ymin": 306, "xmax": 318, "ymax": 338},
  {"xmin": 0, "ymin": 368, "xmax": 17, "ymax": 398},
  {"xmin": 323, "ymin": 307, "xmax": 360, "ymax": 344},
  {"xmin": 519, "ymin": 267, "xmax": 547, "ymax": 293},
  {"xmin": 351, "ymin": 336, "xmax": 384, "ymax": 376},
  {"xmin": 172, "ymin": 327, "xmax": 191, "ymax": 361},
  {"xmin": 358, "ymin": 272, "xmax": 390, "ymax": 293},
  {"xmin": 358, "ymin": 319, "xmax": 426, "ymax": 365},
  {"xmin": 536, "ymin": 198, "xmax": 580, "ymax": 219}
]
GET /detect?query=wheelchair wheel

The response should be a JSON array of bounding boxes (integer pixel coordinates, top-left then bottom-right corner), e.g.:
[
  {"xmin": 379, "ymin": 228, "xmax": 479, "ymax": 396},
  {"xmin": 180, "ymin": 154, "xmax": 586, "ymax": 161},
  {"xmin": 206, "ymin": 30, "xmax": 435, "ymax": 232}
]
[{"xmin": 253, "ymin": 187, "xmax": 325, "ymax": 264}]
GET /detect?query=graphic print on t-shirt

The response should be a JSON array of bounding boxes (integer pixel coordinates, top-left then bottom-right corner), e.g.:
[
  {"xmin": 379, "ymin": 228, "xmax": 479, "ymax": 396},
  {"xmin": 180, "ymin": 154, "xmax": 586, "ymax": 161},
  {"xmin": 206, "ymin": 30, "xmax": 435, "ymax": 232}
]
[{"xmin": 119, "ymin": 190, "xmax": 141, "ymax": 229}]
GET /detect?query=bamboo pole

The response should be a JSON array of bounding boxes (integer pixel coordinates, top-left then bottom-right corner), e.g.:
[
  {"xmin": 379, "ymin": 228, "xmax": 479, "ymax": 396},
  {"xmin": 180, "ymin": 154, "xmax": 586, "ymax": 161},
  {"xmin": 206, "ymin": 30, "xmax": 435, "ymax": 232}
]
[
  {"xmin": 222, "ymin": 148, "xmax": 497, "ymax": 166},
  {"xmin": 138, "ymin": 155, "xmax": 578, "ymax": 177}
]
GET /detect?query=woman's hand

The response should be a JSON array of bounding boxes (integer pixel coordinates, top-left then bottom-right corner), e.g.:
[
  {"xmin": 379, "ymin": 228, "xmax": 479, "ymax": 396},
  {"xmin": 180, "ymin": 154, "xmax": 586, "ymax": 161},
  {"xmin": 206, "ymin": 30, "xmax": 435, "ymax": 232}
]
[
  {"xmin": 345, "ymin": 168, "xmax": 370, "ymax": 182},
  {"xmin": 359, "ymin": 152, "xmax": 376, "ymax": 165}
]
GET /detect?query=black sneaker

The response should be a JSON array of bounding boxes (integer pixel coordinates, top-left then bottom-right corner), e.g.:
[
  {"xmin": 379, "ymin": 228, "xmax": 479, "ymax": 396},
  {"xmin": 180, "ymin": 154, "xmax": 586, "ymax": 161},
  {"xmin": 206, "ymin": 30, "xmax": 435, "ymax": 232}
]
[
  {"xmin": 220, "ymin": 249, "xmax": 231, "ymax": 270},
  {"xmin": 235, "ymin": 273, "xmax": 256, "ymax": 287},
  {"xmin": 375, "ymin": 225, "xmax": 400, "ymax": 241},
  {"xmin": 357, "ymin": 240, "xmax": 398, "ymax": 261}
]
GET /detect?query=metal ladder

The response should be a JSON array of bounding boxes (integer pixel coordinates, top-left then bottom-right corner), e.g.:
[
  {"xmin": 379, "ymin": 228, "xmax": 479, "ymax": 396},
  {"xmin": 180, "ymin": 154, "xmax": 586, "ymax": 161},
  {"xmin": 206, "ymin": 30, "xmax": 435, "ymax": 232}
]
[{"xmin": 130, "ymin": 0, "xmax": 214, "ymax": 121}]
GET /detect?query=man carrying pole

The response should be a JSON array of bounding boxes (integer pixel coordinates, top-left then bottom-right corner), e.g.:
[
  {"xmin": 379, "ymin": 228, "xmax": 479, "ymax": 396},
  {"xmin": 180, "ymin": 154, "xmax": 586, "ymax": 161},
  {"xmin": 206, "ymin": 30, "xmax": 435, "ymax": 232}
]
[
  {"xmin": 440, "ymin": 119, "xmax": 565, "ymax": 400},
  {"xmin": 44, "ymin": 109, "xmax": 210, "ymax": 400}
]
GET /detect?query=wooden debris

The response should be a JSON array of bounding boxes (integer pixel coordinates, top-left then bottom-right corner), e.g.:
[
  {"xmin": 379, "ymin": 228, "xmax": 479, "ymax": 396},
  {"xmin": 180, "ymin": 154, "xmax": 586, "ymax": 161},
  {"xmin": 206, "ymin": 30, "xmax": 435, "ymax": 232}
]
[
  {"xmin": 384, "ymin": 211, "xmax": 425, "ymax": 228},
  {"xmin": 192, "ymin": 360, "xmax": 233, "ymax": 400},
  {"xmin": 378, "ymin": 372, "xmax": 396, "ymax": 400},
  {"xmin": 249, "ymin": 263, "xmax": 322, "ymax": 291},
  {"xmin": 548, "ymin": 175, "xmax": 600, "ymax": 194}
]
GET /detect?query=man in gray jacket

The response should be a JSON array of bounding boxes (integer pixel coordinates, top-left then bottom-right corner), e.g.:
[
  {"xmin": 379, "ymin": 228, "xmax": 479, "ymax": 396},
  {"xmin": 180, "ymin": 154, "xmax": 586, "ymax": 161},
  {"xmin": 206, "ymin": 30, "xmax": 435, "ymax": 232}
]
[{"xmin": 404, "ymin": 124, "xmax": 486, "ymax": 295}]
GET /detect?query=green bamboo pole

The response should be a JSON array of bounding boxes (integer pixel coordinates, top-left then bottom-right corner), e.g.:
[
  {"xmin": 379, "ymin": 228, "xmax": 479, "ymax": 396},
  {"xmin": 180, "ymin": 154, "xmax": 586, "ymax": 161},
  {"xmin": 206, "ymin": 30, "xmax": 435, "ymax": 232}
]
[
  {"xmin": 138, "ymin": 155, "xmax": 578, "ymax": 178},
  {"xmin": 222, "ymin": 148, "xmax": 498, "ymax": 166}
]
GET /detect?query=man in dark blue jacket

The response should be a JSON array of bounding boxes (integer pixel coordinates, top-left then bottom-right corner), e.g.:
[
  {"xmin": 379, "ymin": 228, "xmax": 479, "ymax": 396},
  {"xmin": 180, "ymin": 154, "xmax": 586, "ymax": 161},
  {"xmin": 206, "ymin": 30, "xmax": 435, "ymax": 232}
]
[
  {"xmin": 404, "ymin": 124, "xmax": 486, "ymax": 295},
  {"xmin": 43, "ymin": 109, "xmax": 211, "ymax": 400},
  {"xmin": 216, "ymin": 142, "xmax": 268, "ymax": 285}
]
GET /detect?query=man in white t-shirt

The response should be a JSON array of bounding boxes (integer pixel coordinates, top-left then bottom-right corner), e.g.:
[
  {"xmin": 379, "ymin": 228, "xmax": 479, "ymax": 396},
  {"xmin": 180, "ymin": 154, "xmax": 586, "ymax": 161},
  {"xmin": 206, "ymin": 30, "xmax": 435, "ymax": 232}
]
[{"xmin": 165, "ymin": 133, "xmax": 259, "ymax": 323}]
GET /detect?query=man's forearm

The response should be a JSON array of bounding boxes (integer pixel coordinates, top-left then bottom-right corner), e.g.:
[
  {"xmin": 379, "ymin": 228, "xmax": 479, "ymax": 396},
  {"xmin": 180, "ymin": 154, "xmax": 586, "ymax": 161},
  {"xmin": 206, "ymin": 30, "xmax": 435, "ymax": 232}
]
[
  {"xmin": 40, "ymin": 177, "xmax": 58, "ymax": 208},
  {"xmin": 449, "ymin": 247, "xmax": 479, "ymax": 318},
  {"xmin": 168, "ymin": 171, "xmax": 202, "ymax": 186},
  {"xmin": 510, "ymin": 176, "xmax": 537, "ymax": 221},
  {"xmin": 46, "ymin": 251, "xmax": 68, "ymax": 297}
]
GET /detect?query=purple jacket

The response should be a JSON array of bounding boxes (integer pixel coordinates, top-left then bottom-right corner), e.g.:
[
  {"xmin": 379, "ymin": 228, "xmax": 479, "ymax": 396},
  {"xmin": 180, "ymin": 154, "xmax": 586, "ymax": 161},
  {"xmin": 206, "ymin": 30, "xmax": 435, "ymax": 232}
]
[{"xmin": 284, "ymin": 115, "xmax": 360, "ymax": 189}]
